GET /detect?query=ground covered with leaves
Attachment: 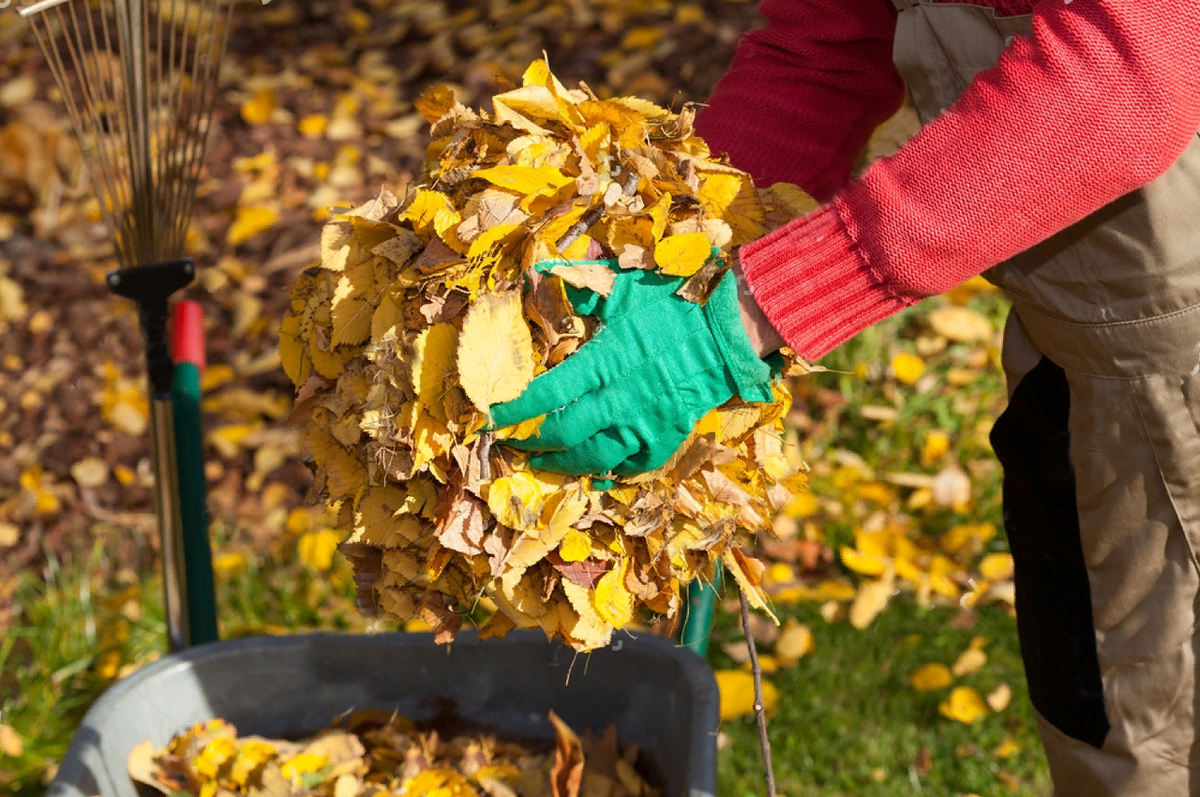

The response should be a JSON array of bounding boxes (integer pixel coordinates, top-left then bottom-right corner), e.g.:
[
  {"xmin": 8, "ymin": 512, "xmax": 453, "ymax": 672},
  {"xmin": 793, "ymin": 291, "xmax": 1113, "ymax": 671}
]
[{"xmin": 0, "ymin": 1, "xmax": 1050, "ymax": 795}]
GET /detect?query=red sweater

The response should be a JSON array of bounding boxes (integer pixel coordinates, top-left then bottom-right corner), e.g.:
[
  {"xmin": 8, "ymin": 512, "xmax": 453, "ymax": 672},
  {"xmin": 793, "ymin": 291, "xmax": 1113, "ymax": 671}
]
[{"xmin": 695, "ymin": 0, "xmax": 1200, "ymax": 360}]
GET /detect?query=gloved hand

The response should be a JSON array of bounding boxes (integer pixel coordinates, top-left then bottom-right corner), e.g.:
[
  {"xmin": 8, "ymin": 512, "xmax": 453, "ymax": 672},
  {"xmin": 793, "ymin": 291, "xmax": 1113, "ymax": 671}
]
[{"xmin": 490, "ymin": 257, "xmax": 776, "ymax": 479}]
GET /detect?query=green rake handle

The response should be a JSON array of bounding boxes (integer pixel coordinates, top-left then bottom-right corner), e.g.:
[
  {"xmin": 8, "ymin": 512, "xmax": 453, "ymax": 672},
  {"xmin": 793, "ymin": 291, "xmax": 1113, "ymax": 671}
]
[
  {"xmin": 171, "ymin": 300, "xmax": 218, "ymax": 645},
  {"xmin": 680, "ymin": 562, "xmax": 723, "ymax": 657}
]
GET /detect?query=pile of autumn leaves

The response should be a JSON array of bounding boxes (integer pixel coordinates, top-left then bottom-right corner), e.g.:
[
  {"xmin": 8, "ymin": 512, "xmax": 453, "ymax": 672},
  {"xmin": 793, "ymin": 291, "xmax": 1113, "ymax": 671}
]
[
  {"xmin": 281, "ymin": 60, "xmax": 814, "ymax": 651},
  {"xmin": 129, "ymin": 713, "xmax": 654, "ymax": 797}
]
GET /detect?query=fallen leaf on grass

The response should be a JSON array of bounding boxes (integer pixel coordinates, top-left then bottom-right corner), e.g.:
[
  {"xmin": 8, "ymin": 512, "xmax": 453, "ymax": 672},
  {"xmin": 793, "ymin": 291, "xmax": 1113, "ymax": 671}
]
[
  {"xmin": 929, "ymin": 305, "xmax": 992, "ymax": 343},
  {"xmin": 993, "ymin": 735, "xmax": 1021, "ymax": 758},
  {"xmin": 910, "ymin": 662, "xmax": 953, "ymax": 692},
  {"xmin": 987, "ymin": 683, "xmax": 1013, "ymax": 712},
  {"xmin": 939, "ymin": 686, "xmax": 989, "ymax": 724},
  {"xmin": 849, "ymin": 575, "xmax": 893, "ymax": 629},
  {"xmin": 891, "ymin": 352, "xmax": 924, "ymax": 385},
  {"xmin": 0, "ymin": 723, "xmax": 23, "ymax": 758},
  {"xmin": 715, "ymin": 668, "xmax": 779, "ymax": 721},
  {"xmin": 951, "ymin": 646, "xmax": 987, "ymax": 677},
  {"xmin": 774, "ymin": 619, "xmax": 813, "ymax": 665}
]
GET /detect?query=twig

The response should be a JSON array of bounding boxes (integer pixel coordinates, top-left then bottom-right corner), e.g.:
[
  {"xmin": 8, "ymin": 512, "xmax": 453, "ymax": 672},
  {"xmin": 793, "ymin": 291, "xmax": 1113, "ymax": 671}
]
[
  {"xmin": 555, "ymin": 172, "xmax": 639, "ymax": 252},
  {"xmin": 739, "ymin": 588, "xmax": 777, "ymax": 797}
]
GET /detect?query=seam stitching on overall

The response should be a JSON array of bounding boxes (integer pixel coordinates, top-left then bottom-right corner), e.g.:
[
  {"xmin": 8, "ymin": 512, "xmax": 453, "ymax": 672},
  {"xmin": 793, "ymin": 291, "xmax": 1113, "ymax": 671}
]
[
  {"xmin": 920, "ymin": 13, "xmax": 956, "ymax": 111},
  {"xmin": 1012, "ymin": 301, "xmax": 1200, "ymax": 380},
  {"xmin": 1132, "ymin": 382, "xmax": 1200, "ymax": 579}
]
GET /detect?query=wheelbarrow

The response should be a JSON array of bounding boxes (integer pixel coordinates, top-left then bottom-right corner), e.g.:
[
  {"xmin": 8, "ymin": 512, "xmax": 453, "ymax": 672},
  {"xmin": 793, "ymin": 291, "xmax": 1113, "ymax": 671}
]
[{"xmin": 45, "ymin": 301, "xmax": 722, "ymax": 797}]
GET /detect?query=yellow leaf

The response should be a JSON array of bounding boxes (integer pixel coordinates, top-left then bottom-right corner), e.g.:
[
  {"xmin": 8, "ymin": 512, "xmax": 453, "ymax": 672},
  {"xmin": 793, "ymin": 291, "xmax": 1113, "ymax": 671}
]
[
  {"xmin": 939, "ymin": 686, "xmax": 989, "ymax": 724},
  {"xmin": 952, "ymin": 647, "xmax": 987, "ymax": 677},
  {"xmin": 230, "ymin": 739, "xmax": 277, "ymax": 787},
  {"xmin": 675, "ymin": 4, "xmax": 706, "ymax": 24},
  {"xmin": 741, "ymin": 654, "xmax": 779, "ymax": 673},
  {"xmin": 929, "ymin": 305, "xmax": 993, "ymax": 343},
  {"xmin": 279, "ymin": 312, "xmax": 312, "ymax": 387},
  {"xmin": 891, "ymin": 352, "xmax": 924, "ymax": 385},
  {"xmin": 940, "ymin": 523, "xmax": 996, "ymax": 556},
  {"xmin": 993, "ymin": 735, "xmax": 1020, "ymax": 758},
  {"xmin": 786, "ymin": 491, "xmax": 819, "ymax": 518},
  {"xmin": 401, "ymin": 768, "xmax": 473, "ymax": 795},
  {"xmin": 414, "ymin": 83, "xmax": 456, "ymax": 123},
  {"xmin": 281, "ymin": 751, "xmax": 330, "ymax": 781},
  {"xmin": 558, "ymin": 529, "xmax": 592, "ymax": 563},
  {"xmin": 840, "ymin": 545, "xmax": 888, "ymax": 577},
  {"xmin": 457, "ymin": 291, "xmax": 535, "ymax": 413},
  {"xmin": 240, "ymin": 89, "xmax": 276, "ymax": 126},
  {"xmin": 698, "ymin": 174, "xmax": 766, "ymax": 246},
  {"xmin": 194, "ymin": 736, "xmax": 239, "ymax": 779},
  {"xmin": 402, "ymin": 190, "xmax": 455, "ymax": 239},
  {"xmin": 723, "ymin": 548, "xmax": 776, "ymax": 622},
  {"xmin": 466, "ymin": 222, "xmax": 525, "ymax": 270},
  {"xmin": 774, "ymin": 619, "xmax": 813, "ymax": 664},
  {"xmin": 0, "ymin": 724, "xmax": 23, "ymax": 758},
  {"xmin": 909, "ymin": 662, "xmax": 953, "ymax": 692},
  {"xmin": 715, "ymin": 669, "xmax": 778, "ymax": 721},
  {"xmin": 622, "ymin": 26, "xmax": 663, "ymax": 49},
  {"xmin": 324, "ymin": 443, "xmax": 367, "ymax": 502},
  {"xmin": 988, "ymin": 683, "xmax": 1013, "ymax": 713},
  {"xmin": 330, "ymin": 275, "xmax": 373, "ymax": 348},
  {"xmin": 227, "ymin": 206, "xmax": 278, "ymax": 246},
  {"xmin": 978, "ymin": 552, "xmax": 1014, "ymax": 581},
  {"xmin": 653, "ymin": 232, "xmax": 711, "ymax": 277},
  {"xmin": 921, "ymin": 430, "xmax": 950, "ymax": 468},
  {"xmin": 486, "ymin": 471, "xmax": 545, "ymax": 530},
  {"xmin": 849, "ymin": 577, "xmax": 892, "ymax": 629},
  {"xmin": 492, "ymin": 86, "xmax": 563, "ymax": 124},
  {"xmin": 592, "ymin": 559, "xmax": 635, "ymax": 627},
  {"xmin": 762, "ymin": 181, "xmax": 818, "ymax": 219},
  {"xmin": 212, "ymin": 552, "xmax": 248, "ymax": 577},
  {"xmin": 944, "ymin": 275, "xmax": 998, "ymax": 305},
  {"xmin": 298, "ymin": 529, "xmax": 342, "ymax": 571},
  {"xmin": 355, "ymin": 486, "xmax": 423, "ymax": 548},
  {"xmin": 472, "ymin": 165, "xmax": 574, "ymax": 199},
  {"xmin": 298, "ymin": 113, "xmax": 328, "ymax": 138},
  {"xmin": 412, "ymin": 323, "xmax": 459, "ymax": 421},
  {"xmin": 763, "ymin": 562, "xmax": 794, "ymax": 586},
  {"xmin": 815, "ymin": 578, "xmax": 857, "ymax": 602},
  {"xmin": 493, "ymin": 413, "xmax": 545, "ymax": 442}
]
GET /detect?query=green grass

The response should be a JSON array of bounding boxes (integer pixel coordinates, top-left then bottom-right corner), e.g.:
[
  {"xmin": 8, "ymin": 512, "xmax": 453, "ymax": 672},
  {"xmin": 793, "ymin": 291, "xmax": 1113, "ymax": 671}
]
[{"xmin": 713, "ymin": 602, "xmax": 1050, "ymax": 797}]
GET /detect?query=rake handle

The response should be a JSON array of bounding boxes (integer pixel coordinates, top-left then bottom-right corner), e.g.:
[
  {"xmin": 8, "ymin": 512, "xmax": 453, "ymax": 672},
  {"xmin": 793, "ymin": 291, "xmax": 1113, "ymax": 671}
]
[{"xmin": 108, "ymin": 258, "xmax": 195, "ymax": 652}]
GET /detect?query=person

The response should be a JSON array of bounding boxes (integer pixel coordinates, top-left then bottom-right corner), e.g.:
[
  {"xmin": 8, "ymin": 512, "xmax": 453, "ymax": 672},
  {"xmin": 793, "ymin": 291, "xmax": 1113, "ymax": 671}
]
[{"xmin": 491, "ymin": 1, "xmax": 1200, "ymax": 793}]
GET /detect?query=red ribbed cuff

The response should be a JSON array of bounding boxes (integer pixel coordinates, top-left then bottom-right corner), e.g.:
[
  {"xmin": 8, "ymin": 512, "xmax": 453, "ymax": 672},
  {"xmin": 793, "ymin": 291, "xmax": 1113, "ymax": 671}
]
[{"xmin": 738, "ymin": 201, "xmax": 913, "ymax": 361}]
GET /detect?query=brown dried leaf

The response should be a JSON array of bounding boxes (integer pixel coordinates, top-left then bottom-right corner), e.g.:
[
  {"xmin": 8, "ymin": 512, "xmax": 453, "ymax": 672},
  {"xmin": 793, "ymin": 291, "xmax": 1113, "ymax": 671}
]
[{"xmin": 548, "ymin": 711, "xmax": 585, "ymax": 797}]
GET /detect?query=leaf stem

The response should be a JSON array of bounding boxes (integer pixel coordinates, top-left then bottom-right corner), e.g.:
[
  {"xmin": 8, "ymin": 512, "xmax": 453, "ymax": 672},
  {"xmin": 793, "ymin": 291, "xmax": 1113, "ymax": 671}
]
[
  {"xmin": 739, "ymin": 587, "xmax": 777, "ymax": 797},
  {"xmin": 555, "ymin": 172, "xmax": 639, "ymax": 253}
]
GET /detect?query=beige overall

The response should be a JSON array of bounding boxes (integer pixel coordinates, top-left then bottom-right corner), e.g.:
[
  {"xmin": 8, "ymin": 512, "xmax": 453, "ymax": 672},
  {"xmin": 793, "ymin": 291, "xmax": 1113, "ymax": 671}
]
[{"xmin": 890, "ymin": 1, "xmax": 1200, "ymax": 793}]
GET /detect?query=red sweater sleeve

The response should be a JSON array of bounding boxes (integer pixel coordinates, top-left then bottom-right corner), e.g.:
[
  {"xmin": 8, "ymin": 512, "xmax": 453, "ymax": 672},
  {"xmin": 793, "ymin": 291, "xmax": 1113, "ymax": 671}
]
[
  {"xmin": 693, "ymin": 0, "xmax": 905, "ymax": 202},
  {"xmin": 737, "ymin": 0, "xmax": 1200, "ymax": 361}
]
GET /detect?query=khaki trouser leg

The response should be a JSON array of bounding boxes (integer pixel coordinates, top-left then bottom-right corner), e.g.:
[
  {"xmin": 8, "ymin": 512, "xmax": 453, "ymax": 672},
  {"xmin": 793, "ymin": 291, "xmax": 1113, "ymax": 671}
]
[{"xmin": 993, "ymin": 310, "xmax": 1200, "ymax": 795}]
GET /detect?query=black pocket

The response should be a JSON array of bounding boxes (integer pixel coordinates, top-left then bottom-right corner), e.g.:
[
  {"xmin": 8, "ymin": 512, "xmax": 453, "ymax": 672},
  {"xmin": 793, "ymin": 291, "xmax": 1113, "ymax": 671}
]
[{"xmin": 990, "ymin": 357, "xmax": 1110, "ymax": 749}]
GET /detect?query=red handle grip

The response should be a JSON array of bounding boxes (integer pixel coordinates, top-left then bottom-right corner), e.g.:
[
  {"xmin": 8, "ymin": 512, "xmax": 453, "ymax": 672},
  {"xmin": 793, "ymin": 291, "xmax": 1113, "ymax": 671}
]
[{"xmin": 170, "ymin": 299, "xmax": 206, "ymax": 372}]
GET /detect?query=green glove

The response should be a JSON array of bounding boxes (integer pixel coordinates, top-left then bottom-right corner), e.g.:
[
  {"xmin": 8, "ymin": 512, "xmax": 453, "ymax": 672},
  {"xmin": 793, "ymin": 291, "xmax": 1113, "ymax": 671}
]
[{"xmin": 490, "ymin": 258, "xmax": 775, "ymax": 478}]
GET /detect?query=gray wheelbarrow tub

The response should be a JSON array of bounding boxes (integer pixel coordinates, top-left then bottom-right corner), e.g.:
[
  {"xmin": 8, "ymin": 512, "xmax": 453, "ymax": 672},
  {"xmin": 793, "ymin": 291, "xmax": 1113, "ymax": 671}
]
[{"xmin": 46, "ymin": 629, "xmax": 718, "ymax": 797}]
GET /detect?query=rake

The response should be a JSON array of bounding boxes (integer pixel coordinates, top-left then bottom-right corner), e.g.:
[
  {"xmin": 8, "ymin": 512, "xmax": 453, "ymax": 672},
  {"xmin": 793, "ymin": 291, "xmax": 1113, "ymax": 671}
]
[{"xmin": 20, "ymin": 0, "xmax": 241, "ymax": 651}]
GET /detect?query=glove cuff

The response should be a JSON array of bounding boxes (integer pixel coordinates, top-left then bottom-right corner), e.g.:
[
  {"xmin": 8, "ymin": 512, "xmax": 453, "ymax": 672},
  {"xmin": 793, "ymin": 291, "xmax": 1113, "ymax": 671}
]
[{"xmin": 703, "ymin": 272, "xmax": 775, "ymax": 403}]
